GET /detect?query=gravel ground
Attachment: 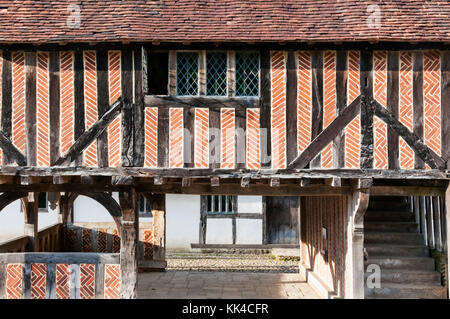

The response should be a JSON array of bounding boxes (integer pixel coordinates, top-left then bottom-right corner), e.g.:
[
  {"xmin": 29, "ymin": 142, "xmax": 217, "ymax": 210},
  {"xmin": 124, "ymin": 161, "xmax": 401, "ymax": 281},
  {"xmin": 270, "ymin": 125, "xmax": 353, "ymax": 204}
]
[{"xmin": 166, "ymin": 251, "xmax": 299, "ymax": 273}]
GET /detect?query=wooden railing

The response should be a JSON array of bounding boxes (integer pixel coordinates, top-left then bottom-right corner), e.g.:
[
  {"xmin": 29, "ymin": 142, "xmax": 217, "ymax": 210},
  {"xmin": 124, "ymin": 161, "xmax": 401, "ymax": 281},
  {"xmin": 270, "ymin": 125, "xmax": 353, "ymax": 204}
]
[
  {"xmin": 412, "ymin": 195, "xmax": 448, "ymax": 287},
  {"xmin": 0, "ymin": 223, "xmax": 62, "ymax": 253},
  {"xmin": 0, "ymin": 253, "xmax": 120, "ymax": 299}
]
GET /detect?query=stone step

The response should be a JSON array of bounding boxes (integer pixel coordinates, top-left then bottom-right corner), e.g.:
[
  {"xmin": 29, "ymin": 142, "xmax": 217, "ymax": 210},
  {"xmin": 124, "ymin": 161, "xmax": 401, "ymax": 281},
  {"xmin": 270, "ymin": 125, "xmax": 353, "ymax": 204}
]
[
  {"xmin": 365, "ymin": 244, "xmax": 429, "ymax": 257},
  {"xmin": 364, "ymin": 221, "xmax": 419, "ymax": 233},
  {"xmin": 365, "ymin": 211, "xmax": 415, "ymax": 222},
  {"xmin": 365, "ymin": 232, "xmax": 423, "ymax": 245},
  {"xmin": 365, "ymin": 257, "xmax": 435, "ymax": 271},
  {"xmin": 364, "ymin": 270, "xmax": 441, "ymax": 284},
  {"xmin": 365, "ymin": 283, "xmax": 446, "ymax": 299}
]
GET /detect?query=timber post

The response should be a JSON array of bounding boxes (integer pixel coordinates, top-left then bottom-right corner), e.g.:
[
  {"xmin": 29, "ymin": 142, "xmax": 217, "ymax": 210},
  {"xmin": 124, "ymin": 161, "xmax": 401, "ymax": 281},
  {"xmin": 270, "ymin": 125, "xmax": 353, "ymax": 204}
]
[
  {"xmin": 150, "ymin": 194, "xmax": 166, "ymax": 264},
  {"xmin": 445, "ymin": 182, "xmax": 450, "ymax": 299},
  {"xmin": 22, "ymin": 192, "xmax": 39, "ymax": 252},
  {"xmin": 346, "ymin": 178, "xmax": 371, "ymax": 299},
  {"xmin": 118, "ymin": 187, "xmax": 139, "ymax": 299}
]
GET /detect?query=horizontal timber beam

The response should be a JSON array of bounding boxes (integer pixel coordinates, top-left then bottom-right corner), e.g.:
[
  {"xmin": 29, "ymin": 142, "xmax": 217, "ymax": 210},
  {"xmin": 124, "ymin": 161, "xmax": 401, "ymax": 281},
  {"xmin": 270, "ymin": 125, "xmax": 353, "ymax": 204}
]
[
  {"xmin": 370, "ymin": 186, "xmax": 445, "ymax": 197},
  {"xmin": 144, "ymin": 95, "xmax": 259, "ymax": 109}
]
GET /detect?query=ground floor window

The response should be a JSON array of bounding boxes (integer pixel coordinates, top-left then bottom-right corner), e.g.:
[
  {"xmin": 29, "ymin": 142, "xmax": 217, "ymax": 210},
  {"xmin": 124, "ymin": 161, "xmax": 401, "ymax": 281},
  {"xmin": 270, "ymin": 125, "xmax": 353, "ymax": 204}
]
[{"xmin": 139, "ymin": 195, "xmax": 153, "ymax": 218}]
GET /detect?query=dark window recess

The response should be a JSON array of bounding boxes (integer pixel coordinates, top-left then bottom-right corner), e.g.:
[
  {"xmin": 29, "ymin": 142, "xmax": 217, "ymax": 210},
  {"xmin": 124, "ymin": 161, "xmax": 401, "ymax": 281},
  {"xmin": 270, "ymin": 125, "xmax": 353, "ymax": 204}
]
[
  {"xmin": 235, "ymin": 52, "xmax": 260, "ymax": 96},
  {"xmin": 207, "ymin": 195, "xmax": 233, "ymax": 214},
  {"xmin": 38, "ymin": 193, "xmax": 48, "ymax": 210},
  {"xmin": 177, "ymin": 52, "xmax": 199, "ymax": 96},
  {"xmin": 147, "ymin": 51, "xmax": 169, "ymax": 95},
  {"xmin": 206, "ymin": 52, "xmax": 227, "ymax": 96},
  {"xmin": 139, "ymin": 195, "xmax": 153, "ymax": 217}
]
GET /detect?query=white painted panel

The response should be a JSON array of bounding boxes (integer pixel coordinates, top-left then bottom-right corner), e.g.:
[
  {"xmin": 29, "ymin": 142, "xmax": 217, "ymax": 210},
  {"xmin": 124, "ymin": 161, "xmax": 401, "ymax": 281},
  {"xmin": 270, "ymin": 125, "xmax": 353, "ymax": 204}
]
[
  {"xmin": 235, "ymin": 219, "xmax": 262, "ymax": 244},
  {"xmin": 237, "ymin": 196, "xmax": 262, "ymax": 213},
  {"xmin": 74, "ymin": 195, "xmax": 115, "ymax": 223},
  {"xmin": 166, "ymin": 194, "xmax": 200, "ymax": 250},
  {"xmin": 206, "ymin": 219, "xmax": 233, "ymax": 244}
]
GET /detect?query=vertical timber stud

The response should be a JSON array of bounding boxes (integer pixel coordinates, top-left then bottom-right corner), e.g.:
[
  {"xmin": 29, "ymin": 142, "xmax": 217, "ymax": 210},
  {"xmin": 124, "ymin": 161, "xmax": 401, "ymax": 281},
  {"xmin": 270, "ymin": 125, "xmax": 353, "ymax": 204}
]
[
  {"xmin": 286, "ymin": 50, "xmax": 297, "ymax": 164},
  {"xmin": 49, "ymin": 51, "xmax": 60, "ymax": 165},
  {"xmin": 346, "ymin": 178, "xmax": 371, "ymax": 299},
  {"xmin": 259, "ymin": 49, "xmax": 271, "ymax": 168},
  {"xmin": 121, "ymin": 48, "xmax": 134, "ymax": 166},
  {"xmin": 335, "ymin": 51, "xmax": 347, "ymax": 168},
  {"xmin": 134, "ymin": 46, "xmax": 145, "ymax": 167},
  {"xmin": 74, "ymin": 50, "xmax": 85, "ymax": 166},
  {"xmin": 150, "ymin": 194, "xmax": 166, "ymax": 265},
  {"xmin": 310, "ymin": 51, "xmax": 323, "ymax": 168},
  {"xmin": 360, "ymin": 51, "xmax": 374, "ymax": 169},
  {"xmin": 97, "ymin": 49, "xmax": 109, "ymax": 167},
  {"xmin": 413, "ymin": 52, "xmax": 425, "ymax": 169},
  {"xmin": 22, "ymin": 192, "xmax": 39, "ymax": 252},
  {"xmin": 25, "ymin": 52, "xmax": 37, "ymax": 166},
  {"xmin": 386, "ymin": 51, "xmax": 399, "ymax": 169},
  {"xmin": 2, "ymin": 50, "xmax": 12, "ymax": 165},
  {"xmin": 441, "ymin": 51, "xmax": 450, "ymax": 168},
  {"xmin": 118, "ymin": 188, "xmax": 138, "ymax": 299}
]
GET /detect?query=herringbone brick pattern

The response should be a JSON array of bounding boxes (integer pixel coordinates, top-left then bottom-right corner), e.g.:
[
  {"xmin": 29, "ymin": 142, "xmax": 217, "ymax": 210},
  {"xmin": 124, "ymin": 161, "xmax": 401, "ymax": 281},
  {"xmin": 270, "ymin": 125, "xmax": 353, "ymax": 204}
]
[
  {"xmin": 322, "ymin": 51, "xmax": 337, "ymax": 168},
  {"xmin": 221, "ymin": 108, "xmax": 235, "ymax": 169},
  {"xmin": 399, "ymin": 51, "xmax": 414, "ymax": 169},
  {"xmin": 297, "ymin": 51, "xmax": 312, "ymax": 153},
  {"xmin": 104, "ymin": 264, "xmax": 120, "ymax": 299},
  {"xmin": 6, "ymin": 264, "xmax": 23, "ymax": 299},
  {"xmin": 108, "ymin": 51, "xmax": 121, "ymax": 167},
  {"xmin": 31, "ymin": 263, "xmax": 46, "ymax": 299},
  {"xmin": 144, "ymin": 107, "xmax": 158, "ymax": 167},
  {"xmin": 60, "ymin": 51, "xmax": 75, "ymax": 155},
  {"xmin": 169, "ymin": 108, "xmax": 184, "ymax": 168},
  {"xmin": 79, "ymin": 264, "xmax": 95, "ymax": 299},
  {"xmin": 112, "ymin": 229, "xmax": 120, "ymax": 253},
  {"xmin": 345, "ymin": 51, "xmax": 361, "ymax": 168},
  {"xmin": 270, "ymin": 51, "xmax": 286, "ymax": 169},
  {"xmin": 97, "ymin": 229, "xmax": 107, "ymax": 253},
  {"xmin": 143, "ymin": 229, "xmax": 153, "ymax": 259},
  {"xmin": 82, "ymin": 228, "xmax": 92, "ymax": 252},
  {"xmin": 423, "ymin": 51, "xmax": 441, "ymax": 165},
  {"xmin": 36, "ymin": 52, "xmax": 50, "ymax": 167},
  {"xmin": 65, "ymin": 227, "xmax": 78, "ymax": 252},
  {"xmin": 0, "ymin": 51, "xmax": 3, "ymax": 163},
  {"xmin": 194, "ymin": 108, "xmax": 209, "ymax": 168},
  {"xmin": 246, "ymin": 108, "xmax": 260, "ymax": 169},
  {"xmin": 83, "ymin": 50, "xmax": 98, "ymax": 167},
  {"xmin": 55, "ymin": 264, "xmax": 70, "ymax": 299},
  {"xmin": 12, "ymin": 51, "xmax": 26, "ymax": 154},
  {"xmin": 373, "ymin": 51, "xmax": 388, "ymax": 169}
]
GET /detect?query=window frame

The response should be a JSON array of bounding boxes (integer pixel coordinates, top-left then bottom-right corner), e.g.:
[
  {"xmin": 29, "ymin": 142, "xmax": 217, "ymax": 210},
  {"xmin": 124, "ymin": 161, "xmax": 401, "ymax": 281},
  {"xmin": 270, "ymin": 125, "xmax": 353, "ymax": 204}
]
[
  {"xmin": 205, "ymin": 50, "xmax": 229, "ymax": 97},
  {"xmin": 175, "ymin": 50, "xmax": 201, "ymax": 97},
  {"xmin": 234, "ymin": 50, "xmax": 261, "ymax": 97},
  {"xmin": 139, "ymin": 195, "xmax": 153, "ymax": 218}
]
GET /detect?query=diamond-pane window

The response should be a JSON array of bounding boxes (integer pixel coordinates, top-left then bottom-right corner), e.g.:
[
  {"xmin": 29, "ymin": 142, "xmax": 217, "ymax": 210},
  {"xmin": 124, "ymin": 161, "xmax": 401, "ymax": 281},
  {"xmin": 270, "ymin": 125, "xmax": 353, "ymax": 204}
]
[
  {"xmin": 206, "ymin": 52, "xmax": 227, "ymax": 96},
  {"xmin": 177, "ymin": 52, "xmax": 199, "ymax": 96},
  {"xmin": 235, "ymin": 52, "xmax": 260, "ymax": 96}
]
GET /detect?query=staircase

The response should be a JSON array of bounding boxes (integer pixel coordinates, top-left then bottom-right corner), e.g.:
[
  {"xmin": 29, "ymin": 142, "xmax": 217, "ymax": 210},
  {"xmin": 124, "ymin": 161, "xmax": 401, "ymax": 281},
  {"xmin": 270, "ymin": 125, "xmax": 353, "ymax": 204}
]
[{"xmin": 364, "ymin": 196, "xmax": 447, "ymax": 299}]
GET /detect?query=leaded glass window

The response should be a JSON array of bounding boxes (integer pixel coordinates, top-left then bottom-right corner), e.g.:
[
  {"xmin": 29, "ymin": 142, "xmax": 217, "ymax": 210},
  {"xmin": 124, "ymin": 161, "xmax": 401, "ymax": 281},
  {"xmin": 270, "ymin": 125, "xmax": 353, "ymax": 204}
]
[
  {"xmin": 206, "ymin": 52, "xmax": 227, "ymax": 96},
  {"xmin": 235, "ymin": 52, "xmax": 260, "ymax": 96},
  {"xmin": 177, "ymin": 52, "xmax": 199, "ymax": 96},
  {"xmin": 206, "ymin": 195, "xmax": 233, "ymax": 214}
]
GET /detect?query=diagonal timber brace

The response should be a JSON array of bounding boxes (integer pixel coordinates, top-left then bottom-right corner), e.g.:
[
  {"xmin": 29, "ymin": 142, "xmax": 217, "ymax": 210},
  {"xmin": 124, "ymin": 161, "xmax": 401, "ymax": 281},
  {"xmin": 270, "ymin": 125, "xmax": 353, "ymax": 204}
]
[
  {"xmin": 54, "ymin": 98, "xmax": 122, "ymax": 166},
  {"xmin": 0, "ymin": 131, "xmax": 26, "ymax": 165}
]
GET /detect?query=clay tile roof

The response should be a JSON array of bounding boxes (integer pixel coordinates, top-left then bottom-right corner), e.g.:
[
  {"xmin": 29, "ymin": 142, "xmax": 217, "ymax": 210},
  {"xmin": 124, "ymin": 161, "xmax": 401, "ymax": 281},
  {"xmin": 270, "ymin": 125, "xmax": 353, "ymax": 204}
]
[{"xmin": 0, "ymin": 0, "xmax": 448, "ymax": 43}]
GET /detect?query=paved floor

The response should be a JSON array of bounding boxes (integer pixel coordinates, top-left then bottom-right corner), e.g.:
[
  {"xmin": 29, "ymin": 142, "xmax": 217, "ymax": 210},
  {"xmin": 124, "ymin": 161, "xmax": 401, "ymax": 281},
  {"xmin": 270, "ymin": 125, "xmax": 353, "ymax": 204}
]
[{"xmin": 137, "ymin": 271, "xmax": 318, "ymax": 299}]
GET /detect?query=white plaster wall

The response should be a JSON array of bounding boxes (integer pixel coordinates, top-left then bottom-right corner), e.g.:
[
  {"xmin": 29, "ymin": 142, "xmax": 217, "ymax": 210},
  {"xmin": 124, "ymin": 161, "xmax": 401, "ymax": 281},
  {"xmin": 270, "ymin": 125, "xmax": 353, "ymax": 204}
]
[
  {"xmin": 166, "ymin": 194, "xmax": 200, "ymax": 250},
  {"xmin": 237, "ymin": 196, "xmax": 262, "ymax": 214},
  {"xmin": 73, "ymin": 194, "xmax": 116, "ymax": 223},
  {"xmin": 236, "ymin": 219, "xmax": 263, "ymax": 244},
  {"xmin": 0, "ymin": 198, "xmax": 59, "ymax": 243},
  {"xmin": 206, "ymin": 218, "xmax": 233, "ymax": 244}
]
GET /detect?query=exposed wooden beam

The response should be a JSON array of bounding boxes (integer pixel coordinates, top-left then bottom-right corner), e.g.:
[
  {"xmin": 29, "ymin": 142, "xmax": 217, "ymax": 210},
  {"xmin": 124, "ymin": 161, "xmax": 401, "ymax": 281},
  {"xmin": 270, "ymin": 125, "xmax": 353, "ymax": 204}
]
[
  {"xmin": 53, "ymin": 98, "xmax": 122, "ymax": 166},
  {"xmin": 288, "ymin": 96, "xmax": 361, "ymax": 169},
  {"xmin": 0, "ymin": 130, "xmax": 26, "ymax": 165},
  {"xmin": 372, "ymin": 98, "xmax": 446, "ymax": 169}
]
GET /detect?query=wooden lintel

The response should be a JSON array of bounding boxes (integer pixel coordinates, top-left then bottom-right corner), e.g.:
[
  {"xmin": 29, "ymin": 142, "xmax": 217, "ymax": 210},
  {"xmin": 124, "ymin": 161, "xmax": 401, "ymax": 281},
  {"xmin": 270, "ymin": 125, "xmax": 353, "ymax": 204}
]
[
  {"xmin": 211, "ymin": 176, "xmax": 220, "ymax": 187},
  {"xmin": 181, "ymin": 177, "xmax": 191, "ymax": 187},
  {"xmin": 112, "ymin": 175, "xmax": 134, "ymax": 186},
  {"xmin": 154, "ymin": 176, "xmax": 164, "ymax": 185},
  {"xmin": 270, "ymin": 177, "xmax": 280, "ymax": 187},
  {"xmin": 370, "ymin": 186, "xmax": 444, "ymax": 197},
  {"xmin": 241, "ymin": 176, "xmax": 250, "ymax": 188}
]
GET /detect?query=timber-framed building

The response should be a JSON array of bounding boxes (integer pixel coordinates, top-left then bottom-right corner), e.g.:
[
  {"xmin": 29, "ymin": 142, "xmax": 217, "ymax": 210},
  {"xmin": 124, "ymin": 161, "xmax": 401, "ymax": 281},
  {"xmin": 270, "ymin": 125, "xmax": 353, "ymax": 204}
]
[{"xmin": 0, "ymin": 0, "xmax": 448, "ymax": 299}]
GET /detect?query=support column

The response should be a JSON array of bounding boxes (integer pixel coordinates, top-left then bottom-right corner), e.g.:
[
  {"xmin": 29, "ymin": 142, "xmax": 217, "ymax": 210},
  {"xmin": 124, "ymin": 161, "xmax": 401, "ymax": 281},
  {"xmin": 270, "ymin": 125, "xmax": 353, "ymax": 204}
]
[
  {"xmin": 445, "ymin": 183, "xmax": 450, "ymax": 299},
  {"xmin": 345, "ymin": 179, "xmax": 371, "ymax": 299},
  {"xmin": 22, "ymin": 192, "xmax": 39, "ymax": 252},
  {"xmin": 118, "ymin": 188, "xmax": 139, "ymax": 299},
  {"xmin": 150, "ymin": 194, "xmax": 166, "ymax": 268}
]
